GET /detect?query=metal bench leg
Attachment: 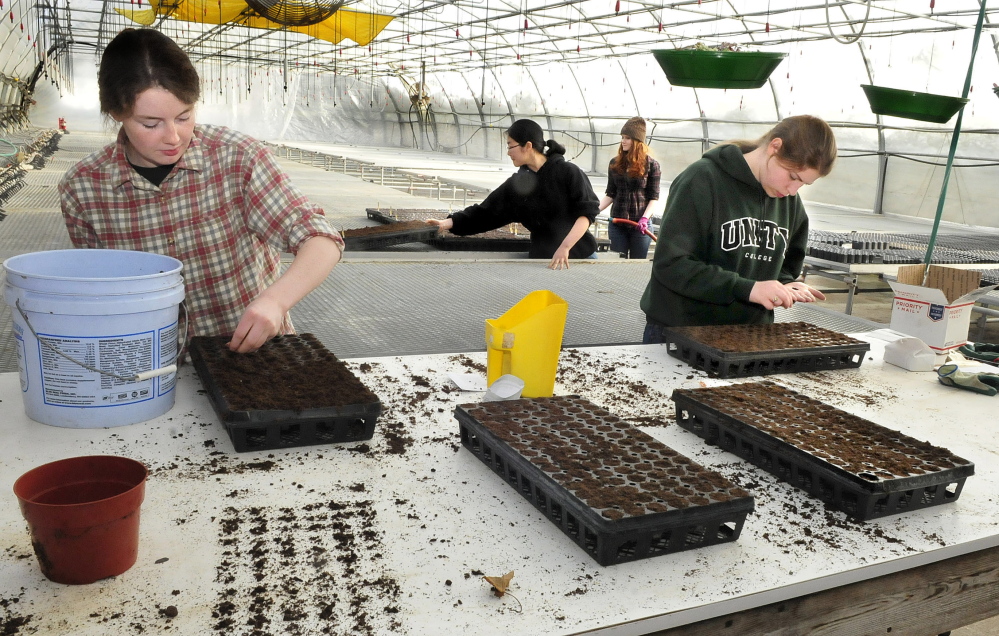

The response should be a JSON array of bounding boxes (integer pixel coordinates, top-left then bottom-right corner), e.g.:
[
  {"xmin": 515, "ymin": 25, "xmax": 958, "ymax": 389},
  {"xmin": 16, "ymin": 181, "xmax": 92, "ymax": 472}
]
[{"xmin": 844, "ymin": 274, "xmax": 859, "ymax": 315}]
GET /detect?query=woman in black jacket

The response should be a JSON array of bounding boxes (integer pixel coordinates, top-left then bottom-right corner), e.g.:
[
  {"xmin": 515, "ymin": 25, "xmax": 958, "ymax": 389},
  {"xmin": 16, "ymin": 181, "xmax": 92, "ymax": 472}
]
[{"xmin": 428, "ymin": 119, "xmax": 599, "ymax": 270}]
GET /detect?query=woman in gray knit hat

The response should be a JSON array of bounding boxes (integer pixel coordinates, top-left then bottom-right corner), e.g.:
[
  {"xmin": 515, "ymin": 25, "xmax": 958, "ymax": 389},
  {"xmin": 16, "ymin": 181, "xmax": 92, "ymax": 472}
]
[{"xmin": 597, "ymin": 116, "xmax": 661, "ymax": 259}]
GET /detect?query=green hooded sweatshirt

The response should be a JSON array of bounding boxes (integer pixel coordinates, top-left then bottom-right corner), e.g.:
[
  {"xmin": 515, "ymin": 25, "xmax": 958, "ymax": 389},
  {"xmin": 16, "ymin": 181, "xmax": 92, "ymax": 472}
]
[{"xmin": 640, "ymin": 143, "xmax": 809, "ymax": 327}]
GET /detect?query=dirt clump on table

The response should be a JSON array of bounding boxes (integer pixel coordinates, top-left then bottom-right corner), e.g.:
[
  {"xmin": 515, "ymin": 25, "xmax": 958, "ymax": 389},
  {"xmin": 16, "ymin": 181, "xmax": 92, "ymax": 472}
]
[{"xmin": 190, "ymin": 334, "xmax": 377, "ymax": 411}]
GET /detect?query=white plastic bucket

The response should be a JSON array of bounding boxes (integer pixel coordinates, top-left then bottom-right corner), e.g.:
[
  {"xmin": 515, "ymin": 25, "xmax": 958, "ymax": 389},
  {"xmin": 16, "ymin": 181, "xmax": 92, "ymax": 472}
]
[{"xmin": 3, "ymin": 249, "xmax": 185, "ymax": 428}]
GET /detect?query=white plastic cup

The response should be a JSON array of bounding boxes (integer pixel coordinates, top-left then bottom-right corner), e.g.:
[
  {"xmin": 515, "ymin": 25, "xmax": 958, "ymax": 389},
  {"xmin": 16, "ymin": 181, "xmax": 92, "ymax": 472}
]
[{"xmin": 482, "ymin": 374, "xmax": 526, "ymax": 402}]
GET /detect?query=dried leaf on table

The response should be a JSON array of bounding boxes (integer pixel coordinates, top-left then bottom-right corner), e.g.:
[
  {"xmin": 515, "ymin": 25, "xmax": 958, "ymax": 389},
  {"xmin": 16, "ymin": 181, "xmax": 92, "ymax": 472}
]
[{"xmin": 483, "ymin": 570, "xmax": 514, "ymax": 597}]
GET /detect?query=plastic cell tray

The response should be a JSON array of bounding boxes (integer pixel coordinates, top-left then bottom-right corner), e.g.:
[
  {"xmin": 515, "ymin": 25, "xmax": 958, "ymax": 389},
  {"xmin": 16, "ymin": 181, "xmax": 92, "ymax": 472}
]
[
  {"xmin": 455, "ymin": 396, "xmax": 754, "ymax": 566},
  {"xmin": 342, "ymin": 223, "xmax": 438, "ymax": 251},
  {"xmin": 671, "ymin": 381, "xmax": 974, "ymax": 521},
  {"xmin": 189, "ymin": 335, "xmax": 380, "ymax": 453},
  {"xmin": 662, "ymin": 322, "xmax": 871, "ymax": 378}
]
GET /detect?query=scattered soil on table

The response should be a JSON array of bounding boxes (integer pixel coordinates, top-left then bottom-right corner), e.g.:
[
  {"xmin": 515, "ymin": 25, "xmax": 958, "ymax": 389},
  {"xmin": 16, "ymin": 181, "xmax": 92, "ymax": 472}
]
[
  {"xmin": 557, "ymin": 348, "xmax": 678, "ymax": 423},
  {"xmin": 673, "ymin": 381, "xmax": 970, "ymax": 478},
  {"xmin": 461, "ymin": 396, "xmax": 751, "ymax": 519},
  {"xmin": 190, "ymin": 334, "xmax": 378, "ymax": 411},
  {"xmin": 785, "ymin": 370, "xmax": 898, "ymax": 410},
  {"xmin": 0, "ymin": 592, "xmax": 31, "ymax": 634},
  {"xmin": 214, "ymin": 498, "xmax": 400, "ymax": 635},
  {"xmin": 447, "ymin": 354, "xmax": 487, "ymax": 375},
  {"xmin": 668, "ymin": 322, "xmax": 866, "ymax": 353}
]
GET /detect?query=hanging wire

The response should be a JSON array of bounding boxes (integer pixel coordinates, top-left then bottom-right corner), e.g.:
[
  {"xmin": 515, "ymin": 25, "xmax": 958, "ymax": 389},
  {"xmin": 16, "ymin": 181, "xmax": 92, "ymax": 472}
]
[{"xmin": 825, "ymin": 0, "xmax": 872, "ymax": 45}]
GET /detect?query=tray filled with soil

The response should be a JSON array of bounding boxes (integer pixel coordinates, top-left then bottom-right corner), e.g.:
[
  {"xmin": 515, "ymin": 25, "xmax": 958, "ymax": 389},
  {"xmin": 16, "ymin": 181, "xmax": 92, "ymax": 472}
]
[
  {"xmin": 662, "ymin": 321, "xmax": 870, "ymax": 378},
  {"xmin": 341, "ymin": 220, "xmax": 439, "ymax": 251},
  {"xmin": 189, "ymin": 334, "xmax": 380, "ymax": 453},
  {"xmin": 671, "ymin": 381, "xmax": 973, "ymax": 521},
  {"xmin": 455, "ymin": 396, "xmax": 754, "ymax": 566},
  {"xmin": 365, "ymin": 207, "xmax": 611, "ymax": 253}
]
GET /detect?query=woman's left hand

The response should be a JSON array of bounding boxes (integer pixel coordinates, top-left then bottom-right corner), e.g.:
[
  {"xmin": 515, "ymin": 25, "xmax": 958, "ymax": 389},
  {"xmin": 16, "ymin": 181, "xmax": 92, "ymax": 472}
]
[
  {"xmin": 228, "ymin": 297, "xmax": 286, "ymax": 353},
  {"xmin": 548, "ymin": 246, "xmax": 572, "ymax": 270},
  {"xmin": 783, "ymin": 281, "xmax": 827, "ymax": 304}
]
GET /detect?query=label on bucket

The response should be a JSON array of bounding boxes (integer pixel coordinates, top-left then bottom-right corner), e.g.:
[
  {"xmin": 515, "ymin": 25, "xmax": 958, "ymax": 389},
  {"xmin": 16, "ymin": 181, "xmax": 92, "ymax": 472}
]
[
  {"xmin": 36, "ymin": 329, "xmax": 171, "ymax": 408},
  {"xmin": 14, "ymin": 322, "xmax": 27, "ymax": 393}
]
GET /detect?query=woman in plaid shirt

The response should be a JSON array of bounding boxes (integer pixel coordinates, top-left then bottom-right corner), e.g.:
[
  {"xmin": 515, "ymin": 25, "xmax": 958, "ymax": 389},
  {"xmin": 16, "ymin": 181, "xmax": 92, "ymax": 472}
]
[
  {"xmin": 59, "ymin": 29, "xmax": 344, "ymax": 354},
  {"xmin": 597, "ymin": 117, "xmax": 661, "ymax": 260}
]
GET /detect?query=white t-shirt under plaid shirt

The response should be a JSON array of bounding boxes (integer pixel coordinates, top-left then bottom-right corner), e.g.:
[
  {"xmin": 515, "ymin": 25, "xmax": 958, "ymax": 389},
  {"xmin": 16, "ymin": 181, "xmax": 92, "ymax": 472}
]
[{"xmin": 59, "ymin": 124, "xmax": 344, "ymax": 341}]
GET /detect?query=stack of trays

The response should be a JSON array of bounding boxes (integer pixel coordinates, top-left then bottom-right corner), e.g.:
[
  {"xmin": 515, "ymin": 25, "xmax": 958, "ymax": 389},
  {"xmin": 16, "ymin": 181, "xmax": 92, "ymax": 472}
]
[
  {"xmin": 190, "ymin": 334, "xmax": 380, "ymax": 452},
  {"xmin": 662, "ymin": 322, "xmax": 871, "ymax": 378},
  {"xmin": 672, "ymin": 381, "xmax": 974, "ymax": 521},
  {"xmin": 455, "ymin": 396, "xmax": 754, "ymax": 565}
]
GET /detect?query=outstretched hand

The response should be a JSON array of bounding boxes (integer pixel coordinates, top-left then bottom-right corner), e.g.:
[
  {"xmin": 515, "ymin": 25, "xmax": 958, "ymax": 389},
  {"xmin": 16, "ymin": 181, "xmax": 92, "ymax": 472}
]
[
  {"xmin": 548, "ymin": 246, "xmax": 572, "ymax": 270},
  {"xmin": 750, "ymin": 280, "xmax": 826, "ymax": 310},
  {"xmin": 426, "ymin": 218, "xmax": 453, "ymax": 232}
]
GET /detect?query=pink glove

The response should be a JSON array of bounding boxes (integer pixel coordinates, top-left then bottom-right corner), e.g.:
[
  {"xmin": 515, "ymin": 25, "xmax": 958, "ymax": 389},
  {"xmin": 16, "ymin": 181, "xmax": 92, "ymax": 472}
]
[{"xmin": 637, "ymin": 217, "xmax": 650, "ymax": 233}]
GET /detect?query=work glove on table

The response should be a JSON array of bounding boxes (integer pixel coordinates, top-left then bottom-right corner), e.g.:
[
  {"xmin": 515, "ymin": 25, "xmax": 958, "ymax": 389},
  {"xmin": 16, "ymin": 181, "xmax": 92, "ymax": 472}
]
[
  {"xmin": 937, "ymin": 363, "xmax": 999, "ymax": 396},
  {"xmin": 957, "ymin": 342, "xmax": 999, "ymax": 364},
  {"xmin": 637, "ymin": 217, "xmax": 650, "ymax": 233}
]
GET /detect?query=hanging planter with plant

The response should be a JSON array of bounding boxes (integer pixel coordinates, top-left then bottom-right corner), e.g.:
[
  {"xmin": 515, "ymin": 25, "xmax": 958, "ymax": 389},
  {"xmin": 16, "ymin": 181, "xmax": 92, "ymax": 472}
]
[
  {"xmin": 861, "ymin": 85, "xmax": 969, "ymax": 125},
  {"xmin": 652, "ymin": 44, "xmax": 787, "ymax": 90}
]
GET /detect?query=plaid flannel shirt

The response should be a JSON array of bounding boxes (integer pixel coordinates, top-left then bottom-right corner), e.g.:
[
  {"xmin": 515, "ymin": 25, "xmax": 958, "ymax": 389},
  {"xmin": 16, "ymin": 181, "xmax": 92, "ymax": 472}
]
[
  {"xmin": 605, "ymin": 156, "xmax": 662, "ymax": 222},
  {"xmin": 59, "ymin": 124, "xmax": 343, "ymax": 341}
]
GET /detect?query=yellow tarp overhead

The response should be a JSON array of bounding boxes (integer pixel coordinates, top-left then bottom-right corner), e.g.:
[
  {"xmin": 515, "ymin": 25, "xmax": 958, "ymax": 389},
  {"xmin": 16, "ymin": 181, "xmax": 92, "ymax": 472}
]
[{"xmin": 116, "ymin": 0, "xmax": 393, "ymax": 46}]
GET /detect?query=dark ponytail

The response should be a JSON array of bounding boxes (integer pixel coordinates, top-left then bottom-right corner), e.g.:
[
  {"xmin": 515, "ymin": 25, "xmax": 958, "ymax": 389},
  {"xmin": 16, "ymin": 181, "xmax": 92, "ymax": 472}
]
[
  {"xmin": 508, "ymin": 119, "xmax": 566, "ymax": 158},
  {"xmin": 544, "ymin": 139, "xmax": 566, "ymax": 157}
]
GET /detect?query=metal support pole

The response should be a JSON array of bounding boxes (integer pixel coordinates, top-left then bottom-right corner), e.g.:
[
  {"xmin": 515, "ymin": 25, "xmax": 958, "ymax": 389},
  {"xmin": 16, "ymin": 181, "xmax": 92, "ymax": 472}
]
[{"xmin": 923, "ymin": 0, "xmax": 988, "ymax": 280}]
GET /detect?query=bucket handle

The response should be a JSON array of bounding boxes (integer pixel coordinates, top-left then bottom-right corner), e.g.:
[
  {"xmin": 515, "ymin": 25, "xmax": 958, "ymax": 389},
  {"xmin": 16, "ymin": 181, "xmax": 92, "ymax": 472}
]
[{"xmin": 14, "ymin": 299, "xmax": 188, "ymax": 383}]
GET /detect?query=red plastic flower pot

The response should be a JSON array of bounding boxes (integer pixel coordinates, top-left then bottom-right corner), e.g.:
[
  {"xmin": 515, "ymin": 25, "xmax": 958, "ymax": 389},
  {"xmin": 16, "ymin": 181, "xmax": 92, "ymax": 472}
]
[{"xmin": 13, "ymin": 455, "xmax": 147, "ymax": 585}]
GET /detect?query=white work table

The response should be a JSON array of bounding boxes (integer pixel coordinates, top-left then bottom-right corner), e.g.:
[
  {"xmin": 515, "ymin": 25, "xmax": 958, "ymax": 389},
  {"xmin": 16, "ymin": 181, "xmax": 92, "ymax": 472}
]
[{"xmin": 1, "ymin": 338, "xmax": 998, "ymax": 635}]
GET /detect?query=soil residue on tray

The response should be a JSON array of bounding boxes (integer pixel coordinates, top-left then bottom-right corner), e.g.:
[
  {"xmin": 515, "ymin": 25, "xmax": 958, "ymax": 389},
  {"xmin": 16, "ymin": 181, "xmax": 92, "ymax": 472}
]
[
  {"xmin": 365, "ymin": 208, "xmax": 530, "ymax": 240},
  {"xmin": 342, "ymin": 220, "xmax": 433, "ymax": 238},
  {"xmin": 190, "ymin": 334, "xmax": 378, "ymax": 411},
  {"xmin": 673, "ymin": 381, "xmax": 970, "ymax": 478},
  {"xmin": 461, "ymin": 396, "xmax": 751, "ymax": 519},
  {"xmin": 668, "ymin": 322, "xmax": 867, "ymax": 353}
]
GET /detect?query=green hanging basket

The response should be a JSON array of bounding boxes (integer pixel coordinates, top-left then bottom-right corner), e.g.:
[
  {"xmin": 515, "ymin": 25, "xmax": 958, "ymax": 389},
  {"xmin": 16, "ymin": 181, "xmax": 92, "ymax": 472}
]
[
  {"xmin": 861, "ymin": 85, "xmax": 969, "ymax": 124},
  {"xmin": 652, "ymin": 49, "xmax": 787, "ymax": 89}
]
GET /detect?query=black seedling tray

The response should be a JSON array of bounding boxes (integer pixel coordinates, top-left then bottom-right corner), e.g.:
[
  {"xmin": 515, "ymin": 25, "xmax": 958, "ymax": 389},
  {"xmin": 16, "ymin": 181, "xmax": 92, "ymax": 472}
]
[
  {"xmin": 671, "ymin": 382, "xmax": 974, "ymax": 521},
  {"xmin": 342, "ymin": 224, "xmax": 438, "ymax": 251},
  {"xmin": 365, "ymin": 207, "xmax": 448, "ymax": 225},
  {"xmin": 190, "ymin": 335, "xmax": 380, "ymax": 453},
  {"xmin": 455, "ymin": 396, "xmax": 754, "ymax": 566},
  {"xmin": 663, "ymin": 322, "xmax": 870, "ymax": 378}
]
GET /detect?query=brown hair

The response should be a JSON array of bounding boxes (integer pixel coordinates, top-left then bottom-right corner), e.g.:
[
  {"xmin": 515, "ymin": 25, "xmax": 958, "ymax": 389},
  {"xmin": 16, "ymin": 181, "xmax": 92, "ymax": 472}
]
[
  {"xmin": 729, "ymin": 115, "xmax": 837, "ymax": 177},
  {"xmin": 99, "ymin": 28, "xmax": 201, "ymax": 118},
  {"xmin": 610, "ymin": 140, "xmax": 650, "ymax": 179}
]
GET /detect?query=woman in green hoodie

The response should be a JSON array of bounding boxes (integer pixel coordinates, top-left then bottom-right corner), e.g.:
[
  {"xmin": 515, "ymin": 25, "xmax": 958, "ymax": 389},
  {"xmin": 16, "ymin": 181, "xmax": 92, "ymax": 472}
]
[{"xmin": 640, "ymin": 115, "xmax": 836, "ymax": 343}]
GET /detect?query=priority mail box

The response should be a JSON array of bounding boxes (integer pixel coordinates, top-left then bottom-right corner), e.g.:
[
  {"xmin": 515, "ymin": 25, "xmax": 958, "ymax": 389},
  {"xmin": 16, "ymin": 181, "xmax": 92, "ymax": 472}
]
[{"xmin": 888, "ymin": 265, "xmax": 996, "ymax": 353}]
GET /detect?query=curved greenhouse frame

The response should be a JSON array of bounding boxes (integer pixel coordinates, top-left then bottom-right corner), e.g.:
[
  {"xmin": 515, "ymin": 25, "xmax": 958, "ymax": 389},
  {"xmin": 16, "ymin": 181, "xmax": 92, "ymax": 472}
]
[{"xmin": 4, "ymin": 0, "xmax": 999, "ymax": 225}]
